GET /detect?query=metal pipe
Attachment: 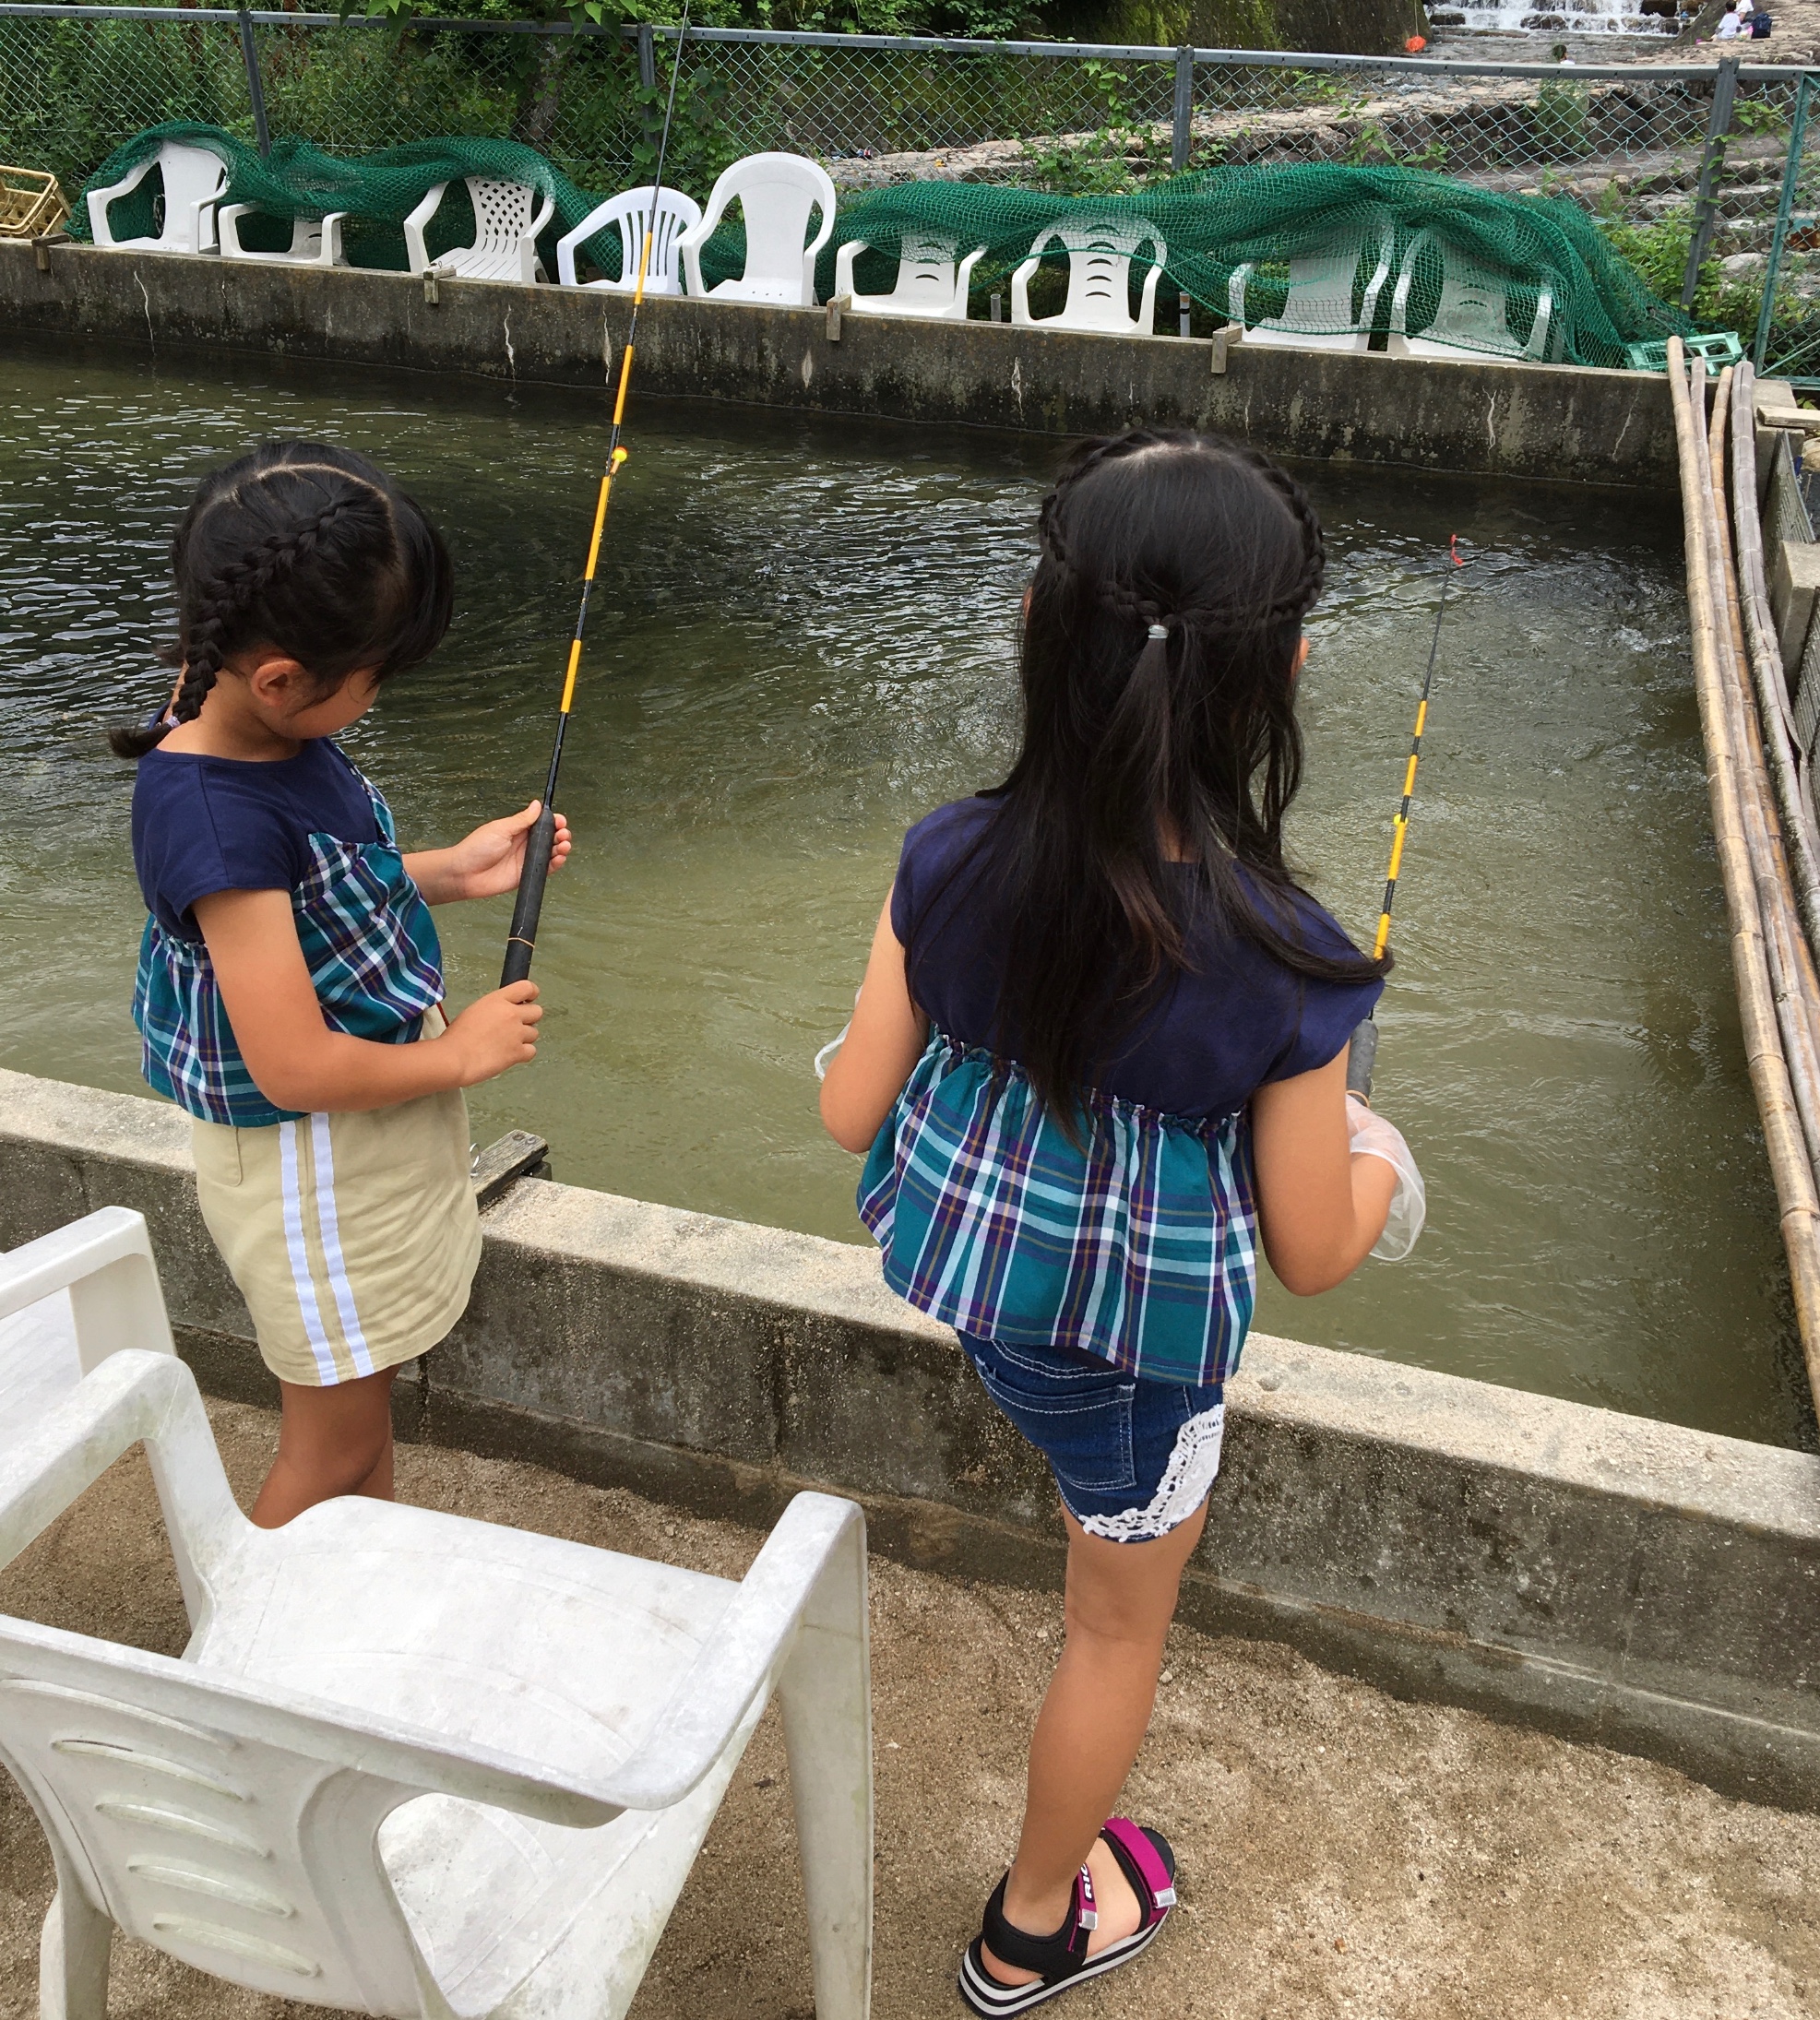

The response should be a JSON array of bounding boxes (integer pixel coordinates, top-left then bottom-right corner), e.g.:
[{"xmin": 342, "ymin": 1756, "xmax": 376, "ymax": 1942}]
[
  {"xmin": 1755, "ymin": 70, "xmax": 1812, "ymax": 372},
  {"xmin": 1171, "ymin": 44, "xmax": 1193, "ymax": 175},
  {"xmin": 236, "ymin": 5, "xmax": 268, "ymax": 159},
  {"xmin": 1682, "ymin": 52, "xmax": 1741, "ymax": 313}
]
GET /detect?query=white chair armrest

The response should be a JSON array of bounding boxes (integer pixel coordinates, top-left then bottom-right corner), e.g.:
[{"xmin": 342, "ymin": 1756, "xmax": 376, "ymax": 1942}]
[
  {"xmin": 1, "ymin": 1207, "xmax": 174, "ymax": 1372},
  {"xmin": 601, "ymin": 1492, "xmax": 866, "ymax": 1810},
  {"xmin": 0, "ymin": 1350, "xmax": 239, "ymax": 1625},
  {"xmin": 216, "ymin": 200, "xmax": 252, "ymax": 259},
  {"xmin": 527, "ymin": 187, "xmax": 556, "ymax": 243},
  {"xmin": 85, "ymin": 156, "xmax": 154, "ymax": 246},
  {"xmin": 676, "ymin": 213, "xmax": 713, "ymax": 296},
  {"xmin": 1358, "ymin": 247, "xmax": 1393, "ymax": 334},
  {"xmin": 1527, "ymin": 284, "xmax": 1554, "ymax": 361},
  {"xmin": 955, "ymin": 244, "xmax": 988, "ymax": 302},
  {"xmin": 557, "ymin": 196, "xmax": 620, "ymax": 288},
  {"xmin": 801, "ymin": 191, "xmax": 836, "ymax": 305},
  {"xmin": 318, "ymin": 212, "xmax": 348, "ymax": 267},
  {"xmin": 402, "ymin": 182, "xmax": 446, "ymax": 275},
  {"xmin": 187, "ymin": 190, "xmax": 220, "ymax": 254},
  {"xmin": 1137, "ymin": 258, "xmax": 1163, "ymax": 333},
  {"xmin": 834, "ymin": 239, "xmax": 865, "ymax": 298},
  {"xmin": 1228, "ymin": 260, "xmax": 1253, "ymax": 325},
  {"xmin": 1009, "ymin": 253, "xmax": 1040, "ymax": 325}
]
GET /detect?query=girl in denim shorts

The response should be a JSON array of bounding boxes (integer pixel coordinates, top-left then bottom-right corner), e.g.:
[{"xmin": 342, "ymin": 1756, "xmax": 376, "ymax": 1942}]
[{"xmin": 820, "ymin": 428, "xmax": 1422, "ymax": 2014}]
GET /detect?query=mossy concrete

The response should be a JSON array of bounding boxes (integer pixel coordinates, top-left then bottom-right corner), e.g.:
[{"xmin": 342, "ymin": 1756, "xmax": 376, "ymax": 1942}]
[
  {"xmin": 3, "ymin": 1066, "xmax": 1817, "ymax": 1810},
  {"xmin": 0, "ymin": 240, "xmax": 1672, "ymax": 487}
]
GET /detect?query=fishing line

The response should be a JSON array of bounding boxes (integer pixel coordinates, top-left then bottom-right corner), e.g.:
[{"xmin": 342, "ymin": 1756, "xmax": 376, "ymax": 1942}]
[
  {"xmin": 501, "ymin": 2, "xmax": 693, "ymax": 987},
  {"xmin": 1348, "ymin": 533, "xmax": 1465, "ymax": 1099}
]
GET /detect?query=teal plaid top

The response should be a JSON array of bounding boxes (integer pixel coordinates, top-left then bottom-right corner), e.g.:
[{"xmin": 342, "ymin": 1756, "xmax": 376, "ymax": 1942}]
[
  {"xmin": 859, "ymin": 1029, "xmax": 1257, "ymax": 1387},
  {"xmin": 133, "ymin": 768, "xmax": 444, "ymax": 1128}
]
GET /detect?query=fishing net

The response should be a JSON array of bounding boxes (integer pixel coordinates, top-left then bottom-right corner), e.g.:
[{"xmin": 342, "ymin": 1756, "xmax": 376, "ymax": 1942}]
[
  {"xmin": 77, "ymin": 129, "xmax": 1692, "ymax": 366},
  {"xmin": 820, "ymin": 164, "xmax": 1695, "ymax": 368}
]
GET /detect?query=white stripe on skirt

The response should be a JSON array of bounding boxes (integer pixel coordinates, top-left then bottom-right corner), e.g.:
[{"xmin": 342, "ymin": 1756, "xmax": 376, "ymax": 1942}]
[
  {"xmin": 310, "ymin": 1111, "xmax": 375, "ymax": 1379},
  {"xmin": 279, "ymin": 1119, "xmax": 339, "ymax": 1385}
]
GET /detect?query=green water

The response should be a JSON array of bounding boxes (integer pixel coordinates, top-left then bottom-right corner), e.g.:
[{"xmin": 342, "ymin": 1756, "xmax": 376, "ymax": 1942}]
[{"xmin": 0, "ymin": 343, "xmax": 1808, "ymax": 1448}]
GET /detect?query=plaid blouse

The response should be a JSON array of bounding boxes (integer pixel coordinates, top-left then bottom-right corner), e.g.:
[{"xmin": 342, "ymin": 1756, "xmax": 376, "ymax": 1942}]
[
  {"xmin": 133, "ymin": 771, "xmax": 444, "ymax": 1128},
  {"xmin": 859, "ymin": 1028, "xmax": 1257, "ymax": 1387}
]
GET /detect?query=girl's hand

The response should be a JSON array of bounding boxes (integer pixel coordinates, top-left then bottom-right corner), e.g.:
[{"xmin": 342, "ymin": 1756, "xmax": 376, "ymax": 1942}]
[
  {"xmin": 442, "ymin": 981, "xmax": 543, "ymax": 1085},
  {"xmin": 405, "ymin": 802, "xmax": 572, "ymax": 905}
]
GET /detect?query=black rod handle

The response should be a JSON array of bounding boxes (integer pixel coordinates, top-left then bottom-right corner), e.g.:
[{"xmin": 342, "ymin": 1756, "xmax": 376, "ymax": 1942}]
[
  {"xmin": 500, "ymin": 802, "xmax": 559, "ymax": 987},
  {"xmin": 1346, "ymin": 1018, "xmax": 1379, "ymax": 1103}
]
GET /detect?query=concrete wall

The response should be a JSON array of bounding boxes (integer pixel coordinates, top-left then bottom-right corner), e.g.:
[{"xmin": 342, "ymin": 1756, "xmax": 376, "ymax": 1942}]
[
  {"xmin": 0, "ymin": 242, "xmax": 1675, "ymax": 487},
  {"xmin": 3, "ymin": 1066, "xmax": 1817, "ymax": 1809}
]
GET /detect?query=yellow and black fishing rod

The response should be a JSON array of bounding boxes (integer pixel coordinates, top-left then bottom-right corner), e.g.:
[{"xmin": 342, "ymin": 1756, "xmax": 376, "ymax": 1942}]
[
  {"xmin": 502, "ymin": 4, "xmax": 693, "ymax": 986},
  {"xmin": 1348, "ymin": 533, "xmax": 1465, "ymax": 1099}
]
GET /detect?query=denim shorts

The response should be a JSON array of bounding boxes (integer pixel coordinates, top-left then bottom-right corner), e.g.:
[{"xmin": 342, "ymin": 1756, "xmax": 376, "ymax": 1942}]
[{"xmin": 958, "ymin": 1332, "xmax": 1227, "ymax": 1544}]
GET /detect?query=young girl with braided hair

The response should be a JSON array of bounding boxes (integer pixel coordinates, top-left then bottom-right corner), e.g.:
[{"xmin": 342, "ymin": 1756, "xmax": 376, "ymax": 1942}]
[
  {"xmin": 821, "ymin": 427, "xmax": 1422, "ymax": 2013},
  {"xmin": 114, "ymin": 441, "xmax": 569, "ymax": 1527}
]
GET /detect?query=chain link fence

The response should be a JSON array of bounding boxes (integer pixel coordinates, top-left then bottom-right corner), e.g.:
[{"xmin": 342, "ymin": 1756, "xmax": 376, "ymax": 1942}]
[{"xmin": 0, "ymin": 5, "xmax": 1812, "ymax": 356}]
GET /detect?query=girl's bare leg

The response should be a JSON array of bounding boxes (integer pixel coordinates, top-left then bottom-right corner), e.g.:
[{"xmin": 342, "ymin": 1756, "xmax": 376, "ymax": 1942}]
[
  {"xmin": 982, "ymin": 1499, "xmax": 1207, "ymax": 1986},
  {"xmin": 250, "ymin": 1365, "xmax": 402, "ymax": 1528}
]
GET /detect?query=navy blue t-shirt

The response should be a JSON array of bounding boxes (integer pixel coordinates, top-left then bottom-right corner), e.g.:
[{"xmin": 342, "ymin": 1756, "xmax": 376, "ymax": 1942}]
[
  {"xmin": 891, "ymin": 796, "xmax": 1381, "ymax": 1122},
  {"xmin": 131, "ymin": 737, "xmax": 380, "ymax": 943}
]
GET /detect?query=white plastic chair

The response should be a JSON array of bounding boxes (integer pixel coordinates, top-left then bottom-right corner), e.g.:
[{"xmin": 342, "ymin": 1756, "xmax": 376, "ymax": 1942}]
[
  {"xmin": 556, "ymin": 184, "xmax": 702, "ymax": 294},
  {"xmin": 403, "ymin": 176, "xmax": 556, "ymax": 286},
  {"xmin": 1386, "ymin": 228, "xmax": 1557, "ymax": 363},
  {"xmin": 217, "ymin": 204, "xmax": 350, "ymax": 268},
  {"xmin": 1, "ymin": 1208, "xmax": 175, "ymax": 1430},
  {"xmin": 833, "ymin": 230, "xmax": 986, "ymax": 322},
  {"xmin": 85, "ymin": 140, "xmax": 225, "ymax": 255},
  {"xmin": 1009, "ymin": 219, "xmax": 1166, "ymax": 336},
  {"xmin": 676, "ymin": 151, "xmax": 836, "ymax": 308},
  {"xmin": 1227, "ymin": 213, "xmax": 1395, "ymax": 352},
  {"xmin": 0, "ymin": 1225, "xmax": 873, "ymax": 2020}
]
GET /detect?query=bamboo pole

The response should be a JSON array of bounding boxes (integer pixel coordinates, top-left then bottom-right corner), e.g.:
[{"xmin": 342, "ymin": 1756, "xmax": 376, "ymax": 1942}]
[
  {"xmin": 1703, "ymin": 373, "xmax": 1820, "ymax": 1183},
  {"xmin": 1667, "ymin": 339, "xmax": 1820, "ymax": 1401},
  {"xmin": 1727, "ymin": 361, "xmax": 1820, "ymax": 952}
]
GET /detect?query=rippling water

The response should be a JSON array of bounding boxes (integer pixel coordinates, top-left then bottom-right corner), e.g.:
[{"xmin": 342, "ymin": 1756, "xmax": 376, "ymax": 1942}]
[{"xmin": 0, "ymin": 341, "xmax": 1807, "ymax": 1446}]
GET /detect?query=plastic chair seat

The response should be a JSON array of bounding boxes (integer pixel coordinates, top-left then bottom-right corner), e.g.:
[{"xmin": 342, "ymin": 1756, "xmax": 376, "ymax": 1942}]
[
  {"xmin": 217, "ymin": 204, "xmax": 349, "ymax": 268},
  {"xmin": 1009, "ymin": 219, "xmax": 1166, "ymax": 336},
  {"xmin": 1228, "ymin": 213, "xmax": 1394, "ymax": 353},
  {"xmin": 404, "ymin": 177, "xmax": 555, "ymax": 287},
  {"xmin": 556, "ymin": 184, "xmax": 702, "ymax": 295},
  {"xmin": 834, "ymin": 231, "xmax": 985, "ymax": 321},
  {"xmin": 676, "ymin": 152, "xmax": 836, "ymax": 309},
  {"xmin": 85, "ymin": 140, "xmax": 225, "ymax": 255}
]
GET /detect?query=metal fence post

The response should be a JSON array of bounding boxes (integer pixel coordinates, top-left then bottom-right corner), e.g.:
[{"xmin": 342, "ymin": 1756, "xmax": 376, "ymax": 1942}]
[
  {"xmin": 637, "ymin": 19, "xmax": 658, "ymax": 149},
  {"xmin": 1756, "ymin": 73, "xmax": 1813, "ymax": 371},
  {"xmin": 1172, "ymin": 44, "xmax": 1193, "ymax": 174},
  {"xmin": 1682, "ymin": 53, "xmax": 1741, "ymax": 313},
  {"xmin": 236, "ymin": 6, "xmax": 269, "ymax": 158}
]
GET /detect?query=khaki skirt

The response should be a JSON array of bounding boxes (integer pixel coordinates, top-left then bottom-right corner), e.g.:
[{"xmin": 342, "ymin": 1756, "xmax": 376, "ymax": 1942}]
[{"xmin": 191, "ymin": 1016, "xmax": 482, "ymax": 1386}]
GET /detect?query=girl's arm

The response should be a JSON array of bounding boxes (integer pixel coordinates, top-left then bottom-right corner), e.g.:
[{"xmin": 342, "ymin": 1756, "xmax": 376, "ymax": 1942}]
[
  {"xmin": 819, "ymin": 889, "xmax": 929, "ymax": 1153},
  {"xmin": 403, "ymin": 801, "xmax": 572, "ymax": 906},
  {"xmin": 194, "ymin": 889, "xmax": 541, "ymax": 1114},
  {"xmin": 1250, "ymin": 1049, "xmax": 1398, "ymax": 1295}
]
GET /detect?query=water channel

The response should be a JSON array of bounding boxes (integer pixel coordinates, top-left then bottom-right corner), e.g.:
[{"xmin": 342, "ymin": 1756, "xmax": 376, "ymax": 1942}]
[{"xmin": 0, "ymin": 342, "xmax": 1808, "ymax": 1448}]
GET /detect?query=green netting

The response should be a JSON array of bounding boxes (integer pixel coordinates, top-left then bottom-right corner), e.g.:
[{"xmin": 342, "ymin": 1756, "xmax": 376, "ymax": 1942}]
[
  {"xmin": 76, "ymin": 131, "xmax": 1693, "ymax": 367},
  {"xmin": 821, "ymin": 165, "xmax": 1697, "ymax": 369}
]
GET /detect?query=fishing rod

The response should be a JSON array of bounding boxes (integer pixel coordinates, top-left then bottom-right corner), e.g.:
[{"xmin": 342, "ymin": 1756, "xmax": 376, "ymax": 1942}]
[
  {"xmin": 1347, "ymin": 532, "xmax": 1465, "ymax": 1101},
  {"xmin": 501, "ymin": 3, "xmax": 693, "ymax": 987}
]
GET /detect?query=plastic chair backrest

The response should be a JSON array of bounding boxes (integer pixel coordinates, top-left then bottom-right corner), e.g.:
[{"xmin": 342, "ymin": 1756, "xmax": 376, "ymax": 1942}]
[
  {"xmin": 711, "ymin": 154, "xmax": 832, "ymax": 283},
  {"xmin": 154, "ymin": 143, "xmax": 226, "ymax": 249},
  {"xmin": 468, "ymin": 176, "xmax": 538, "ymax": 253},
  {"xmin": 593, "ymin": 184, "xmax": 702, "ymax": 287},
  {"xmin": 1034, "ymin": 219, "xmax": 1164, "ymax": 327},
  {"xmin": 1276, "ymin": 212, "xmax": 1394, "ymax": 334},
  {"xmin": 889, "ymin": 231, "xmax": 961, "ymax": 306}
]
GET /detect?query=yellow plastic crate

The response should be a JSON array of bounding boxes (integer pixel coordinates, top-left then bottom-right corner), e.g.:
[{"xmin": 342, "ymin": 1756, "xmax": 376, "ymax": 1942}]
[{"xmin": 0, "ymin": 166, "xmax": 69, "ymax": 240}]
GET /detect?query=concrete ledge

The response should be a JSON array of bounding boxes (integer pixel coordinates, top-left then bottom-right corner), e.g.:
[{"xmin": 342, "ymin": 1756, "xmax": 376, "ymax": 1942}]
[
  {"xmin": 2, "ymin": 1065, "xmax": 1815, "ymax": 1806},
  {"xmin": 1, "ymin": 241, "xmax": 1674, "ymax": 486}
]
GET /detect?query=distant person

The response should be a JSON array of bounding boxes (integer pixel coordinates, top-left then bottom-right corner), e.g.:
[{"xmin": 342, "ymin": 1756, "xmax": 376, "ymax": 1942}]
[
  {"xmin": 820, "ymin": 428, "xmax": 1422, "ymax": 2014},
  {"xmin": 1717, "ymin": 3, "xmax": 1743, "ymax": 36},
  {"xmin": 110, "ymin": 442, "xmax": 567, "ymax": 1528}
]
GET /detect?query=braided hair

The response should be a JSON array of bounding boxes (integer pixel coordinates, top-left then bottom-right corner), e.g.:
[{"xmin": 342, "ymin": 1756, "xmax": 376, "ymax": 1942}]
[
  {"xmin": 109, "ymin": 442, "xmax": 453, "ymax": 759},
  {"xmin": 910, "ymin": 426, "xmax": 1385, "ymax": 1134}
]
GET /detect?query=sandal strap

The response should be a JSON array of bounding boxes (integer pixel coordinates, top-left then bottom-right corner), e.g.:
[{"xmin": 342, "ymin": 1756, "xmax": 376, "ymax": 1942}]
[
  {"xmin": 979, "ymin": 1866, "xmax": 1097, "ymax": 1978},
  {"xmin": 1099, "ymin": 1817, "xmax": 1177, "ymax": 1918}
]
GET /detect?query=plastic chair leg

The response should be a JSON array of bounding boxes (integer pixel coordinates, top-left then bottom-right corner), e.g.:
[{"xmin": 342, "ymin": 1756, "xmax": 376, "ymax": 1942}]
[
  {"xmin": 39, "ymin": 1873, "xmax": 110, "ymax": 2020},
  {"xmin": 778, "ymin": 1517, "xmax": 873, "ymax": 2020}
]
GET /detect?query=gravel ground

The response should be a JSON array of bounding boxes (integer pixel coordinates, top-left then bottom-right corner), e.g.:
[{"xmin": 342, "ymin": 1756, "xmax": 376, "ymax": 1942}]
[{"xmin": 3, "ymin": 1399, "xmax": 1818, "ymax": 2020}]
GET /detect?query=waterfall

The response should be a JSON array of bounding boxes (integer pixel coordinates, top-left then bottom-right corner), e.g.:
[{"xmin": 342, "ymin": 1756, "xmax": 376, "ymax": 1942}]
[{"xmin": 1432, "ymin": 0, "xmax": 1674, "ymax": 30}]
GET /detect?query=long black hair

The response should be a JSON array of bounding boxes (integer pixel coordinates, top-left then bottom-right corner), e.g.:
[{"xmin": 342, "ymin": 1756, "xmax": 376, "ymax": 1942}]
[
  {"xmin": 109, "ymin": 440, "xmax": 454, "ymax": 759},
  {"xmin": 912, "ymin": 426, "xmax": 1387, "ymax": 1126}
]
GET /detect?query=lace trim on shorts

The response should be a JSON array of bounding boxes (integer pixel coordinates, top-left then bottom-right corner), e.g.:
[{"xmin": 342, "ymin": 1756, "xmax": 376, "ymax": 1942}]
[{"xmin": 1077, "ymin": 1402, "xmax": 1226, "ymax": 1543}]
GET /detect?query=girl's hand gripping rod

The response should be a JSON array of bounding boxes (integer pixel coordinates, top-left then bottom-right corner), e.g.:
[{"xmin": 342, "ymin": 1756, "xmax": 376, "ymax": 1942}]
[
  {"xmin": 501, "ymin": 5, "xmax": 693, "ymax": 987},
  {"xmin": 1347, "ymin": 533, "xmax": 1465, "ymax": 1100}
]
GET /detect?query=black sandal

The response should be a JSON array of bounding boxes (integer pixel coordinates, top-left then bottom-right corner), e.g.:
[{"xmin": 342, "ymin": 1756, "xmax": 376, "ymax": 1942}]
[{"xmin": 957, "ymin": 1819, "xmax": 1177, "ymax": 2016}]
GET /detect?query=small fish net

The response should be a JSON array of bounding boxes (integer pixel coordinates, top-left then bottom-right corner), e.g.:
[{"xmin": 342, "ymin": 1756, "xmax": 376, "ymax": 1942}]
[{"xmin": 76, "ymin": 128, "xmax": 1691, "ymax": 368}]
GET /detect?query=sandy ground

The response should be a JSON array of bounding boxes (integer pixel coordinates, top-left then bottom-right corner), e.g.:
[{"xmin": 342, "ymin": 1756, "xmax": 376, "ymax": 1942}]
[{"xmin": 3, "ymin": 1398, "xmax": 1818, "ymax": 2020}]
